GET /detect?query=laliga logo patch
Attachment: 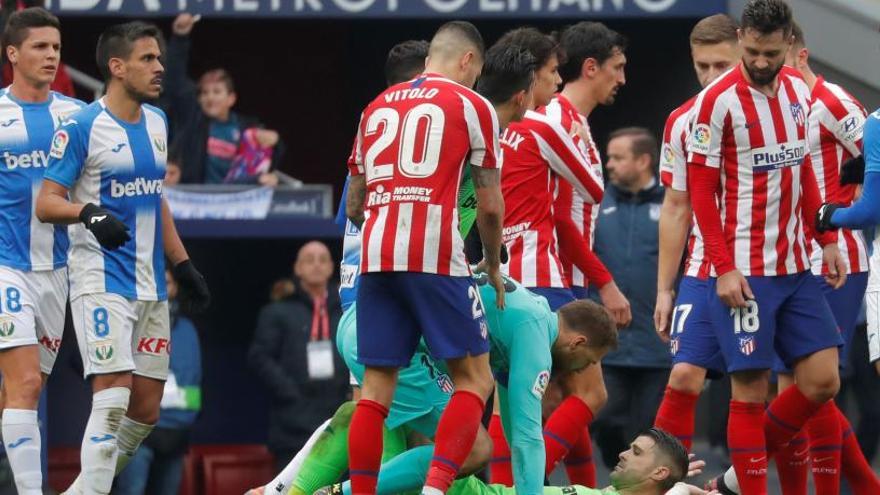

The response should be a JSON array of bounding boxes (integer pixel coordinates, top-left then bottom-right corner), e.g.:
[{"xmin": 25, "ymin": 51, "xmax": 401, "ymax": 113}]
[
  {"xmin": 661, "ymin": 144, "xmax": 675, "ymax": 165},
  {"xmin": 691, "ymin": 124, "xmax": 711, "ymax": 154},
  {"xmin": 739, "ymin": 336, "xmax": 756, "ymax": 356},
  {"xmin": 790, "ymin": 102, "xmax": 806, "ymax": 126},
  {"xmin": 49, "ymin": 130, "xmax": 69, "ymax": 159},
  {"xmin": 532, "ymin": 370, "xmax": 551, "ymax": 399}
]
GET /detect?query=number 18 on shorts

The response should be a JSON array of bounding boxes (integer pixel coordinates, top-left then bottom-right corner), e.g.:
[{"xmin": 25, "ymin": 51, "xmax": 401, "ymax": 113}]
[{"xmin": 707, "ymin": 273, "xmax": 842, "ymax": 372}]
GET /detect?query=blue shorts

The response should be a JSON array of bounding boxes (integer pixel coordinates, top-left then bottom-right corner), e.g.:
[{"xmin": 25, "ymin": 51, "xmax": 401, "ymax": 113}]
[
  {"xmin": 356, "ymin": 272, "xmax": 490, "ymax": 367},
  {"xmin": 708, "ymin": 272, "xmax": 843, "ymax": 373},
  {"xmin": 670, "ymin": 277, "xmax": 726, "ymax": 377},
  {"xmin": 774, "ymin": 273, "xmax": 869, "ymax": 373},
  {"xmin": 571, "ymin": 285, "xmax": 589, "ymax": 300},
  {"xmin": 526, "ymin": 287, "xmax": 575, "ymax": 311}
]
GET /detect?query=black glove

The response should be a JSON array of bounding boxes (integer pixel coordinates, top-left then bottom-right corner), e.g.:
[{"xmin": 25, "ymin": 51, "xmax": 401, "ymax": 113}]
[
  {"xmin": 79, "ymin": 203, "xmax": 130, "ymax": 250},
  {"xmin": 500, "ymin": 243, "xmax": 509, "ymax": 264},
  {"xmin": 172, "ymin": 259, "xmax": 211, "ymax": 313},
  {"xmin": 839, "ymin": 155, "xmax": 866, "ymax": 185},
  {"xmin": 816, "ymin": 203, "xmax": 843, "ymax": 233}
]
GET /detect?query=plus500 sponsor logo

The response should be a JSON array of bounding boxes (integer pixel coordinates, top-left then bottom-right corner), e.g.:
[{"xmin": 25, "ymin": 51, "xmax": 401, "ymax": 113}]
[
  {"xmin": 110, "ymin": 178, "xmax": 163, "ymax": 198},
  {"xmin": 4, "ymin": 150, "xmax": 48, "ymax": 170},
  {"xmin": 751, "ymin": 142, "xmax": 805, "ymax": 172}
]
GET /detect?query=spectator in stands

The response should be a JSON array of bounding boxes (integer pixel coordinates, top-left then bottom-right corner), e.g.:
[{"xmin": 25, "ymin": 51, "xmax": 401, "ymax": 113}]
[
  {"xmin": 0, "ymin": 0, "xmax": 75, "ymax": 96},
  {"xmin": 114, "ymin": 269, "xmax": 203, "ymax": 495},
  {"xmin": 248, "ymin": 241, "xmax": 349, "ymax": 471},
  {"xmin": 589, "ymin": 127, "xmax": 671, "ymax": 469},
  {"xmin": 163, "ymin": 13, "xmax": 284, "ymax": 186}
]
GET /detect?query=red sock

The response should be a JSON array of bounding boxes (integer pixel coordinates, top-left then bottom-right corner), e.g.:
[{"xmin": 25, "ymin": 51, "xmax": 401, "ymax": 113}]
[
  {"xmin": 543, "ymin": 396, "xmax": 594, "ymax": 473},
  {"xmin": 348, "ymin": 400, "xmax": 389, "ymax": 494},
  {"xmin": 728, "ymin": 401, "xmax": 768, "ymax": 495},
  {"xmin": 837, "ymin": 407, "xmax": 880, "ymax": 492},
  {"xmin": 653, "ymin": 386, "xmax": 699, "ymax": 451},
  {"xmin": 765, "ymin": 386, "xmax": 824, "ymax": 458},
  {"xmin": 424, "ymin": 390, "xmax": 485, "ymax": 493},
  {"xmin": 807, "ymin": 401, "xmax": 842, "ymax": 495},
  {"xmin": 488, "ymin": 414, "xmax": 513, "ymax": 486},
  {"xmin": 775, "ymin": 431, "xmax": 809, "ymax": 495},
  {"xmin": 564, "ymin": 427, "xmax": 597, "ymax": 487}
]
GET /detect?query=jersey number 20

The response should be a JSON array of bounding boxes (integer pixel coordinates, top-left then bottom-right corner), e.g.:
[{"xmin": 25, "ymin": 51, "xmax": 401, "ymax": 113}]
[{"xmin": 365, "ymin": 104, "xmax": 445, "ymax": 181}]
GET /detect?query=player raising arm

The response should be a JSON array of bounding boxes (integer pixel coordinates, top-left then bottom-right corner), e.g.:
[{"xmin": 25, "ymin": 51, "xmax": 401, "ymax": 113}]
[{"xmin": 35, "ymin": 22, "xmax": 209, "ymax": 495}]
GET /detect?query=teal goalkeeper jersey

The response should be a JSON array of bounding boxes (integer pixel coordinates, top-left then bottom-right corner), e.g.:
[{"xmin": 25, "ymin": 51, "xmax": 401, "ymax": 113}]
[{"xmin": 475, "ymin": 273, "xmax": 559, "ymax": 495}]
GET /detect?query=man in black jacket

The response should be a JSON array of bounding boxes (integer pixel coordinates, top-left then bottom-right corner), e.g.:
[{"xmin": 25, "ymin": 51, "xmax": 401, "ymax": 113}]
[
  {"xmin": 162, "ymin": 13, "xmax": 283, "ymax": 185},
  {"xmin": 248, "ymin": 241, "xmax": 349, "ymax": 471}
]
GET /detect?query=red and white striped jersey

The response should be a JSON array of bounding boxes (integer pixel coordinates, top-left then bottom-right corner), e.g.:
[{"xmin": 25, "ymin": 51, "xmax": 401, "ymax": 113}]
[
  {"xmin": 687, "ymin": 64, "xmax": 813, "ymax": 277},
  {"xmin": 806, "ymin": 76, "xmax": 869, "ymax": 275},
  {"xmin": 547, "ymin": 95, "xmax": 605, "ymax": 287},
  {"xmin": 500, "ymin": 97, "xmax": 604, "ymax": 288},
  {"xmin": 659, "ymin": 96, "xmax": 712, "ymax": 279},
  {"xmin": 350, "ymin": 74, "xmax": 500, "ymax": 276}
]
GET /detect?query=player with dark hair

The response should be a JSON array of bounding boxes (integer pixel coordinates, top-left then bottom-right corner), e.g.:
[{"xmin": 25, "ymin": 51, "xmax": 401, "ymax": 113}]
[
  {"xmin": 652, "ymin": 13, "xmax": 740, "ymax": 455},
  {"xmin": 345, "ymin": 20, "xmax": 504, "ymax": 495},
  {"xmin": 686, "ymin": 1, "xmax": 845, "ymax": 493},
  {"xmin": 36, "ymin": 21, "xmax": 210, "ymax": 495},
  {"xmin": 0, "ymin": 7, "xmax": 84, "ymax": 494},
  {"xmin": 384, "ymin": 39, "xmax": 429, "ymax": 87}
]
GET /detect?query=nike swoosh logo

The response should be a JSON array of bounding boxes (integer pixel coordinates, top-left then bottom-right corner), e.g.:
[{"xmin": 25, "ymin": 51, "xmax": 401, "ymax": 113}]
[
  {"xmin": 90, "ymin": 215, "xmax": 107, "ymax": 224},
  {"xmin": 7, "ymin": 437, "xmax": 32, "ymax": 449},
  {"xmin": 750, "ymin": 456, "xmax": 767, "ymax": 463},
  {"xmin": 89, "ymin": 434, "xmax": 114, "ymax": 443},
  {"xmin": 814, "ymin": 456, "xmax": 834, "ymax": 463},
  {"xmin": 794, "ymin": 449, "xmax": 809, "ymax": 457}
]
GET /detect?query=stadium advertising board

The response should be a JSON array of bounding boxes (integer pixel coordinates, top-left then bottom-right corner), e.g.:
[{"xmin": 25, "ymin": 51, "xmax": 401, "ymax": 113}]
[{"xmin": 47, "ymin": 0, "xmax": 726, "ymax": 18}]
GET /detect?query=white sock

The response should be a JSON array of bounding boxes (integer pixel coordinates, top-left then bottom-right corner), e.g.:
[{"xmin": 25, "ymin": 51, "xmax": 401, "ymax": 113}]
[
  {"xmin": 723, "ymin": 466, "xmax": 741, "ymax": 494},
  {"xmin": 265, "ymin": 418, "xmax": 330, "ymax": 493},
  {"xmin": 422, "ymin": 487, "xmax": 443, "ymax": 495},
  {"xmin": 2, "ymin": 409, "xmax": 42, "ymax": 495},
  {"xmin": 115, "ymin": 416, "xmax": 154, "ymax": 473},
  {"xmin": 77, "ymin": 387, "xmax": 130, "ymax": 495}
]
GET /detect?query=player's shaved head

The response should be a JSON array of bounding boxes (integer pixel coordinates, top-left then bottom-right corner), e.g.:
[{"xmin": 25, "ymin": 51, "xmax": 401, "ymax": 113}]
[
  {"xmin": 428, "ymin": 21, "xmax": 485, "ymax": 62},
  {"xmin": 790, "ymin": 20, "xmax": 805, "ymax": 50}
]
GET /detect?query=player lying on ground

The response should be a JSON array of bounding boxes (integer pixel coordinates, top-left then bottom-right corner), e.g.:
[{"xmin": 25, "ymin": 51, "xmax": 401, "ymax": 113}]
[{"xmin": 250, "ymin": 271, "xmax": 617, "ymax": 495}]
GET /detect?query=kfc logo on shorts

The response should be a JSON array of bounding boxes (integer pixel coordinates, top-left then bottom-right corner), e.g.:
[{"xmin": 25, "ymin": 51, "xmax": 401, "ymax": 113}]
[
  {"xmin": 137, "ymin": 337, "xmax": 171, "ymax": 355},
  {"xmin": 39, "ymin": 336, "xmax": 61, "ymax": 353},
  {"xmin": 739, "ymin": 336, "xmax": 756, "ymax": 356}
]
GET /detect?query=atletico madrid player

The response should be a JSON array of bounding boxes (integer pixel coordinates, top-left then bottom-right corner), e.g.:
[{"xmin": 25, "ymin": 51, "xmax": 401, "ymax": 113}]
[
  {"xmin": 686, "ymin": 1, "xmax": 845, "ymax": 493},
  {"xmin": 345, "ymin": 21, "xmax": 504, "ymax": 495}
]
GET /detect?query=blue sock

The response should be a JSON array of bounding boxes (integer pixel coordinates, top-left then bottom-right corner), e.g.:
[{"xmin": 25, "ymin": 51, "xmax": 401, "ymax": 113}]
[{"xmin": 343, "ymin": 445, "xmax": 433, "ymax": 495}]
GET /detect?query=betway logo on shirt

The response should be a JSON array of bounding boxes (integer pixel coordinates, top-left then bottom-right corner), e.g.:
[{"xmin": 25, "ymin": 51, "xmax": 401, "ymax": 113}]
[
  {"xmin": 110, "ymin": 178, "xmax": 163, "ymax": 198},
  {"xmin": 751, "ymin": 141, "xmax": 805, "ymax": 173},
  {"xmin": 3, "ymin": 150, "xmax": 48, "ymax": 170}
]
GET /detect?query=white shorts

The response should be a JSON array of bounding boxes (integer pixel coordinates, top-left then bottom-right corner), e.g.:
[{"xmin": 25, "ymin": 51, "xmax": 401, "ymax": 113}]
[
  {"xmin": 71, "ymin": 293, "xmax": 170, "ymax": 380},
  {"xmin": 866, "ymin": 251, "xmax": 880, "ymax": 363},
  {"xmin": 0, "ymin": 266, "xmax": 67, "ymax": 374}
]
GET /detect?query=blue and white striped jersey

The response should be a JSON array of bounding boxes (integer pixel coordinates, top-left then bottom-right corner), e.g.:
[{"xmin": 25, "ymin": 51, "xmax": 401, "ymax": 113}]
[
  {"xmin": 44, "ymin": 98, "xmax": 168, "ymax": 301},
  {"xmin": 336, "ymin": 177, "xmax": 361, "ymax": 311},
  {"xmin": 0, "ymin": 89, "xmax": 85, "ymax": 271}
]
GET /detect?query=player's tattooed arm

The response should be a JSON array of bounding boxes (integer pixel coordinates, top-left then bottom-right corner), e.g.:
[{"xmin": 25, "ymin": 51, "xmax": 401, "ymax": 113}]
[
  {"xmin": 346, "ymin": 175, "xmax": 367, "ymax": 228},
  {"xmin": 473, "ymin": 165, "xmax": 506, "ymax": 308}
]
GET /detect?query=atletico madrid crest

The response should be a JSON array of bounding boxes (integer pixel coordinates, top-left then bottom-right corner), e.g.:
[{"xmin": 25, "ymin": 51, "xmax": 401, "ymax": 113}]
[
  {"xmin": 739, "ymin": 336, "xmax": 756, "ymax": 356},
  {"xmin": 670, "ymin": 337, "xmax": 680, "ymax": 356},
  {"xmin": 790, "ymin": 103, "xmax": 805, "ymax": 126}
]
